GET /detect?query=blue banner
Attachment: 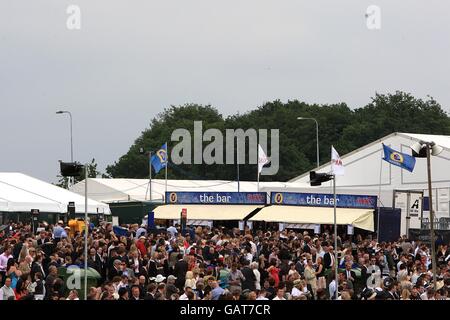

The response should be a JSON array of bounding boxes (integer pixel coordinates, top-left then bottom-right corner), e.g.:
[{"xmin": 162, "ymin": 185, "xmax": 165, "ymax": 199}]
[
  {"xmin": 165, "ymin": 192, "xmax": 267, "ymax": 205},
  {"xmin": 148, "ymin": 211, "xmax": 155, "ymax": 230},
  {"xmin": 271, "ymin": 192, "xmax": 377, "ymax": 209}
]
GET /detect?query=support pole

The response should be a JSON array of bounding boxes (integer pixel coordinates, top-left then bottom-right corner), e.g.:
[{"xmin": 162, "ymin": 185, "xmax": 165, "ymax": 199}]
[
  {"xmin": 333, "ymin": 175, "xmax": 338, "ymax": 300},
  {"xmin": 149, "ymin": 151, "xmax": 152, "ymax": 201},
  {"xmin": 84, "ymin": 166, "xmax": 88, "ymax": 300},
  {"xmin": 426, "ymin": 145, "xmax": 437, "ymax": 291}
]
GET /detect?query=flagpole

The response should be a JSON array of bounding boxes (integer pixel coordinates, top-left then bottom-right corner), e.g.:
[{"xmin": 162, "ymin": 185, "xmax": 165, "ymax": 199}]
[
  {"xmin": 333, "ymin": 174, "xmax": 338, "ymax": 300},
  {"xmin": 149, "ymin": 151, "xmax": 152, "ymax": 202},
  {"xmin": 257, "ymin": 144, "xmax": 259, "ymax": 192},
  {"xmin": 165, "ymin": 142, "xmax": 168, "ymax": 197},
  {"xmin": 377, "ymin": 149, "xmax": 383, "ymax": 239},
  {"xmin": 237, "ymin": 137, "xmax": 240, "ymax": 192}
]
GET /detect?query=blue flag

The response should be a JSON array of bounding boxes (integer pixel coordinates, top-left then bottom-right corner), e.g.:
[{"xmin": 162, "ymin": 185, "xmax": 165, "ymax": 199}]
[
  {"xmin": 382, "ymin": 144, "xmax": 416, "ymax": 172},
  {"xmin": 151, "ymin": 143, "xmax": 168, "ymax": 174}
]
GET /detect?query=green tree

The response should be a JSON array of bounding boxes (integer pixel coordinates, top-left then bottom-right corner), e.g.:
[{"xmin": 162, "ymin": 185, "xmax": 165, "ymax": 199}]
[{"xmin": 105, "ymin": 92, "xmax": 450, "ymax": 182}]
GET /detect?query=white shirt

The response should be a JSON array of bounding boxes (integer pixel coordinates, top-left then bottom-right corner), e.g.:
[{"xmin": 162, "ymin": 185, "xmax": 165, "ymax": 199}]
[
  {"xmin": 0, "ymin": 253, "xmax": 13, "ymax": 272},
  {"xmin": 291, "ymin": 287, "xmax": 304, "ymax": 298},
  {"xmin": 273, "ymin": 296, "xmax": 286, "ymax": 300},
  {"xmin": 179, "ymin": 293, "xmax": 189, "ymax": 300},
  {"xmin": 256, "ymin": 296, "xmax": 269, "ymax": 300},
  {"xmin": 253, "ymin": 269, "xmax": 261, "ymax": 291},
  {"xmin": 0, "ymin": 286, "xmax": 15, "ymax": 300},
  {"xmin": 249, "ymin": 241, "xmax": 257, "ymax": 256},
  {"xmin": 329, "ymin": 280, "xmax": 337, "ymax": 298}
]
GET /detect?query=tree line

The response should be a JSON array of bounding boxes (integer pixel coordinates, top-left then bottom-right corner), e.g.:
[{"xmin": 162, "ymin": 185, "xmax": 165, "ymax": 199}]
[{"xmin": 104, "ymin": 91, "xmax": 450, "ymax": 182}]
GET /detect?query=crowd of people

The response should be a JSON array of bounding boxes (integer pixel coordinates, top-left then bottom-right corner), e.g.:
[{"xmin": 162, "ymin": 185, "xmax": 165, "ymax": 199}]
[{"xmin": 1, "ymin": 219, "xmax": 449, "ymax": 301}]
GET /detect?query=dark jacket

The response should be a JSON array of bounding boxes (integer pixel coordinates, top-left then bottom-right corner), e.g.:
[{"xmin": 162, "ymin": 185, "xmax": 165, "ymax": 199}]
[
  {"xmin": 174, "ymin": 260, "xmax": 188, "ymax": 289},
  {"xmin": 323, "ymin": 252, "xmax": 334, "ymax": 269},
  {"xmin": 241, "ymin": 266, "xmax": 256, "ymax": 291}
]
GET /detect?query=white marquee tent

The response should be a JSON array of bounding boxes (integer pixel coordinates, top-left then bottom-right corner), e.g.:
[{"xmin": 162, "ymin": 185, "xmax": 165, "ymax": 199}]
[
  {"xmin": 70, "ymin": 178, "xmax": 312, "ymax": 203},
  {"xmin": 289, "ymin": 132, "xmax": 450, "ymax": 234},
  {"xmin": 0, "ymin": 172, "xmax": 110, "ymax": 214}
]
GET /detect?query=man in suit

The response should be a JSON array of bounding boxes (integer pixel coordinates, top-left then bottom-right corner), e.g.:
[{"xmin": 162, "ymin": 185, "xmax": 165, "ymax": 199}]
[
  {"xmin": 44, "ymin": 265, "xmax": 58, "ymax": 299},
  {"xmin": 241, "ymin": 260, "xmax": 256, "ymax": 292},
  {"xmin": 87, "ymin": 248, "xmax": 103, "ymax": 274},
  {"xmin": 343, "ymin": 262, "xmax": 357, "ymax": 282},
  {"xmin": 108, "ymin": 259, "xmax": 123, "ymax": 281},
  {"xmin": 173, "ymin": 254, "xmax": 188, "ymax": 291},
  {"xmin": 357, "ymin": 257, "xmax": 369, "ymax": 291},
  {"xmin": 144, "ymin": 283, "xmax": 157, "ymax": 300},
  {"xmin": 30, "ymin": 254, "xmax": 46, "ymax": 280},
  {"xmin": 37, "ymin": 231, "xmax": 50, "ymax": 246},
  {"xmin": 323, "ymin": 246, "xmax": 335, "ymax": 270}
]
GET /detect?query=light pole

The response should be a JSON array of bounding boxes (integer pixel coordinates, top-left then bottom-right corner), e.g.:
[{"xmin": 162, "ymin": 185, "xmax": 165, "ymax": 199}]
[
  {"xmin": 56, "ymin": 110, "xmax": 74, "ymax": 186},
  {"xmin": 310, "ymin": 171, "xmax": 338, "ymax": 299},
  {"xmin": 297, "ymin": 117, "xmax": 319, "ymax": 168},
  {"xmin": 410, "ymin": 140, "xmax": 444, "ymax": 291}
]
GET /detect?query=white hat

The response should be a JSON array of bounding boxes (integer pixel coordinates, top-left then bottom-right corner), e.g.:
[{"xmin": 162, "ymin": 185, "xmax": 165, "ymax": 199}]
[{"xmin": 150, "ymin": 274, "xmax": 166, "ymax": 283}]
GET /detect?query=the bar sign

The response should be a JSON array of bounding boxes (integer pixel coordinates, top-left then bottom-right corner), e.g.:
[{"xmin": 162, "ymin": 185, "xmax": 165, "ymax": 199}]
[
  {"xmin": 271, "ymin": 192, "xmax": 377, "ymax": 209},
  {"xmin": 166, "ymin": 192, "xmax": 267, "ymax": 205}
]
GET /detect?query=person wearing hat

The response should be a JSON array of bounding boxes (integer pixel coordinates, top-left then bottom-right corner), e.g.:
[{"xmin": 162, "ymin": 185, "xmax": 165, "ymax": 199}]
[
  {"xmin": 165, "ymin": 275, "xmax": 179, "ymax": 299},
  {"xmin": 291, "ymin": 279, "xmax": 304, "ymax": 299},
  {"xmin": 150, "ymin": 274, "xmax": 166, "ymax": 283}
]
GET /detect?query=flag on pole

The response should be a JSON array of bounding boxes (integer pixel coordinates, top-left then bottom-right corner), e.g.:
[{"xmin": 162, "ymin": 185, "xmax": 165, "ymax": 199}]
[
  {"xmin": 331, "ymin": 146, "xmax": 344, "ymax": 176},
  {"xmin": 382, "ymin": 143, "xmax": 416, "ymax": 172},
  {"xmin": 151, "ymin": 143, "xmax": 168, "ymax": 174},
  {"xmin": 258, "ymin": 144, "xmax": 269, "ymax": 174}
]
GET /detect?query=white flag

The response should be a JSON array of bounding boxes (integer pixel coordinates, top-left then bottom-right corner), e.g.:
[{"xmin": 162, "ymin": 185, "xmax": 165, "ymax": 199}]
[
  {"xmin": 258, "ymin": 144, "xmax": 270, "ymax": 174},
  {"xmin": 331, "ymin": 145, "xmax": 345, "ymax": 176}
]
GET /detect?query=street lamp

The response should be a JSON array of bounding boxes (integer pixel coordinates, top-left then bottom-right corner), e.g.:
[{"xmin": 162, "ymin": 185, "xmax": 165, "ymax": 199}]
[
  {"xmin": 310, "ymin": 171, "xmax": 338, "ymax": 300},
  {"xmin": 56, "ymin": 110, "xmax": 73, "ymax": 162},
  {"xmin": 56, "ymin": 110, "xmax": 74, "ymax": 186},
  {"xmin": 297, "ymin": 117, "xmax": 319, "ymax": 168},
  {"xmin": 410, "ymin": 140, "xmax": 443, "ymax": 291}
]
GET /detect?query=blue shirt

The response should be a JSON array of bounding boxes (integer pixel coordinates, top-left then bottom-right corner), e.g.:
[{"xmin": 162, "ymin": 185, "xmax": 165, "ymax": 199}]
[
  {"xmin": 211, "ymin": 286, "xmax": 225, "ymax": 300},
  {"xmin": 53, "ymin": 226, "xmax": 64, "ymax": 239}
]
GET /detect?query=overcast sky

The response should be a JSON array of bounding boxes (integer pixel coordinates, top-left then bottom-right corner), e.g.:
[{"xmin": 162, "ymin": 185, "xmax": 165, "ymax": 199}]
[{"xmin": 1, "ymin": 0, "xmax": 449, "ymax": 183}]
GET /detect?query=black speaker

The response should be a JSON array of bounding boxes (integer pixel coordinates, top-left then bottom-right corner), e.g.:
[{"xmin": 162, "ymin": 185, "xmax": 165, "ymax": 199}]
[
  {"xmin": 60, "ymin": 162, "xmax": 84, "ymax": 177},
  {"xmin": 67, "ymin": 202, "xmax": 76, "ymax": 219}
]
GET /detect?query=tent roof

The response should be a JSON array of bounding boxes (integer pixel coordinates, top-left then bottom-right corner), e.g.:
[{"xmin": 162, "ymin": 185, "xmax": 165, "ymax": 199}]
[
  {"xmin": 289, "ymin": 132, "xmax": 450, "ymax": 182},
  {"xmin": 0, "ymin": 172, "xmax": 110, "ymax": 214},
  {"xmin": 250, "ymin": 205, "xmax": 374, "ymax": 231},
  {"xmin": 71, "ymin": 178, "xmax": 311, "ymax": 203},
  {"xmin": 153, "ymin": 204, "xmax": 262, "ymax": 220}
]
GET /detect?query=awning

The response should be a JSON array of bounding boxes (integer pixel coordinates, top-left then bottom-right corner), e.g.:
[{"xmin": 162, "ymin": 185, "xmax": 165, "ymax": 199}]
[
  {"xmin": 153, "ymin": 205, "xmax": 262, "ymax": 221},
  {"xmin": 249, "ymin": 205, "xmax": 374, "ymax": 231}
]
